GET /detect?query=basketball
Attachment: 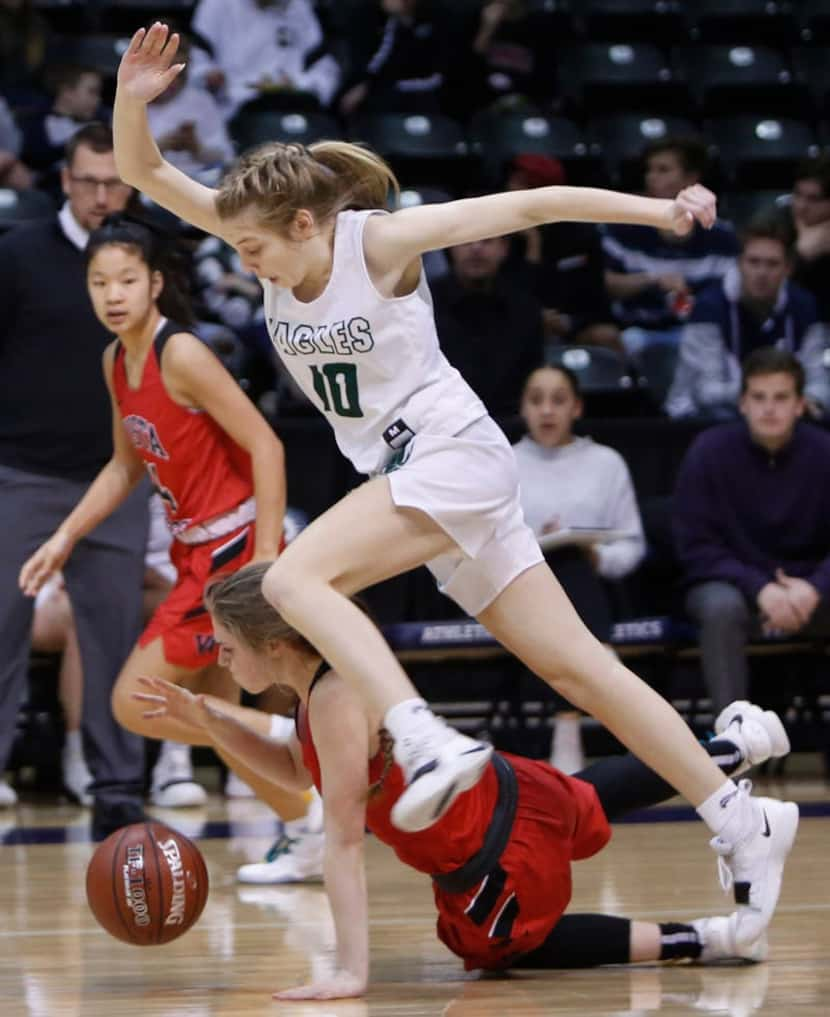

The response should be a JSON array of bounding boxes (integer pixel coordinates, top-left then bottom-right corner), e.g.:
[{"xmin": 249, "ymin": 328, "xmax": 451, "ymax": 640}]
[{"xmin": 85, "ymin": 820, "xmax": 209, "ymax": 946}]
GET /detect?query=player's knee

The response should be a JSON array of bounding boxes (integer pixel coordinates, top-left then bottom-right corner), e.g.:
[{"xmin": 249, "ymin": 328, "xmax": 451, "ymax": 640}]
[
  {"xmin": 111, "ymin": 678, "xmax": 142, "ymax": 735},
  {"xmin": 536, "ymin": 652, "xmax": 607, "ymax": 702},
  {"xmin": 261, "ymin": 558, "xmax": 306, "ymax": 622}
]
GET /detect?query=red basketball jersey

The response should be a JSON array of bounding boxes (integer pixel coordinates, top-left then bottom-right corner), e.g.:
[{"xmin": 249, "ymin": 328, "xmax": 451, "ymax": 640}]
[
  {"xmin": 112, "ymin": 321, "xmax": 253, "ymax": 535},
  {"xmin": 296, "ymin": 686, "xmax": 497, "ymax": 875},
  {"xmin": 296, "ymin": 676, "xmax": 609, "ymax": 878}
]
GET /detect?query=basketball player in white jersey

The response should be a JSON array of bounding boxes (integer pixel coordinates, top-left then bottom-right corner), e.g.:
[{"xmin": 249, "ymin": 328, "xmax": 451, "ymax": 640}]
[{"xmin": 113, "ymin": 23, "xmax": 798, "ymax": 950}]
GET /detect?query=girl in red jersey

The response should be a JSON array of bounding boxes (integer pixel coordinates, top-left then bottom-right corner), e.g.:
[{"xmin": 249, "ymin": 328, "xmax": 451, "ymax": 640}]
[
  {"xmin": 135, "ymin": 562, "xmax": 785, "ymax": 1001},
  {"xmin": 18, "ymin": 217, "xmax": 304, "ymax": 821}
]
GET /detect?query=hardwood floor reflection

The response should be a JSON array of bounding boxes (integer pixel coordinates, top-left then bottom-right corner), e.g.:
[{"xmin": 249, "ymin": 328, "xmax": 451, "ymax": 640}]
[{"xmin": 0, "ymin": 784, "xmax": 827, "ymax": 1016}]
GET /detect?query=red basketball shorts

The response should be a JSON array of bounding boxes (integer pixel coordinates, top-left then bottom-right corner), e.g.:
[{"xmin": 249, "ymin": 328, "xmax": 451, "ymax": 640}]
[
  {"xmin": 434, "ymin": 753, "xmax": 611, "ymax": 970},
  {"xmin": 139, "ymin": 522, "xmax": 255, "ymax": 669}
]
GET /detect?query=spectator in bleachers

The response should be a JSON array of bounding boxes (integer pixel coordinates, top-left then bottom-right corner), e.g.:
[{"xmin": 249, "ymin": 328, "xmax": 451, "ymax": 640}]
[
  {"xmin": 190, "ymin": 233, "xmax": 285, "ymax": 407},
  {"xmin": 146, "ymin": 35, "xmax": 234, "ymax": 186},
  {"xmin": 0, "ymin": 94, "xmax": 32, "ymax": 188},
  {"xmin": 460, "ymin": 0, "xmax": 558, "ymax": 116},
  {"xmin": 19, "ymin": 63, "xmax": 107, "ymax": 178},
  {"xmin": 339, "ymin": 0, "xmax": 450, "ymax": 117},
  {"xmin": 504, "ymin": 153, "xmax": 621, "ymax": 351},
  {"xmin": 673, "ymin": 347, "xmax": 830, "ymax": 713},
  {"xmin": 789, "ymin": 155, "xmax": 830, "ymax": 325},
  {"xmin": 431, "ymin": 231, "xmax": 544, "ymax": 418},
  {"xmin": 189, "ymin": 0, "xmax": 341, "ymax": 117},
  {"xmin": 0, "ymin": 123, "xmax": 148, "ymax": 835},
  {"xmin": 514, "ymin": 363, "xmax": 646, "ymax": 772},
  {"xmin": 602, "ymin": 136, "xmax": 738, "ymax": 359},
  {"xmin": 665, "ymin": 216, "xmax": 829, "ymax": 420},
  {"xmin": 193, "ymin": 233, "xmax": 261, "ymax": 334}
]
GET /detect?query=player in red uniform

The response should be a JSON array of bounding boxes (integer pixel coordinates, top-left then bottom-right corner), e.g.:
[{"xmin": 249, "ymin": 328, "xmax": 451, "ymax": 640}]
[
  {"xmin": 135, "ymin": 562, "xmax": 787, "ymax": 1001},
  {"xmin": 18, "ymin": 217, "xmax": 304, "ymax": 822}
]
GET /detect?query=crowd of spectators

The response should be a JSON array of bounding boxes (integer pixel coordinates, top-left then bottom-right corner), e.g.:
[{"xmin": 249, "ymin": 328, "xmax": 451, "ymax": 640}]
[{"xmin": 3, "ymin": 0, "xmax": 830, "ymax": 802}]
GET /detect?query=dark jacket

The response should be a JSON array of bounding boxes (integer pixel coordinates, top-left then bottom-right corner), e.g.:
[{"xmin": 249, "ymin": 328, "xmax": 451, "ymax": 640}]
[
  {"xmin": 0, "ymin": 216, "xmax": 114, "ymax": 480},
  {"xmin": 432, "ymin": 272, "xmax": 544, "ymax": 418},
  {"xmin": 673, "ymin": 420, "xmax": 830, "ymax": 601}
]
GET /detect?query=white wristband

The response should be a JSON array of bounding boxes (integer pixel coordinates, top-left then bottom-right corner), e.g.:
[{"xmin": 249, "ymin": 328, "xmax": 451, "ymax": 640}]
[{"xmin": 268, "ymin": 714, "xmax": 294, "ymax": 743}]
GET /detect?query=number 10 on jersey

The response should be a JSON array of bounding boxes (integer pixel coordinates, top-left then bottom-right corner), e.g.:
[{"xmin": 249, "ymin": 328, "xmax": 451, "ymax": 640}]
[{"xmin": 310, "ymin": 363, "xmax": 364, "ymax": 418}]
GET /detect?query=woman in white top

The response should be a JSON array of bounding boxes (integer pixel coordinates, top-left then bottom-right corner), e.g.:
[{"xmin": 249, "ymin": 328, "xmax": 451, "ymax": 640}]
[
  {"xmin": 514, "ymin": 364, "xmax": 646, "ymax": 772},
  {"xmin": 112, "ymin": 25, "xmax": 796, "ymax": 988},
  {"xmin": 515, "ymin": 364, "xmax": 646, "ymax": 581}
]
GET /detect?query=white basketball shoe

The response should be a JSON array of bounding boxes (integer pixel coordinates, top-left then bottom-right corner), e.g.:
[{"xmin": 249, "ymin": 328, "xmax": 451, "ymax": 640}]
[
  {"xmin": 390, "ymin": 719, "xmax": 493, "ymax": 833},
  {"xmin": 714, "ymin": 701, "xmax": 790, "ymax": 776}
]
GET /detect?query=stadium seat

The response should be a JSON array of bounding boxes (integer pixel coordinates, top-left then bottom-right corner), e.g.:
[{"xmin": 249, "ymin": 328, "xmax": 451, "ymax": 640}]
[
  {"xmin": 545, "ymin": 345, "xmax": 650, "ymax": 416},
  {"xmin": 346, "ymin": 112, "xmax": 476, "ymax": 191},
  {"xmin": 558, "ymin": 43, "xmax": 690, "ymax": 119},
  {"xmin": 792, "ymin": 47, "xmax": 830, "ymax": 117},
  {"xmin": 673, "ymin": 44, "xmax": 806, "ymax": 119},
  {"xmin": 707, "ymin": 115, "xmax": 819, "ymax": 188},
  {"xmin": 689, "ymin": 0, "xmax": 800, "ymax": 46},
  {"xmin": 581, "ymin": 0, "xmax": 689, "ymax": 46},
  {"xmin": 35, "ymin": 0, "xmax": 197, "ymax": 33},
  {"xmin": 721, "ymin": 189, "xmax": 791, "ymax": 229},
  {"xmin": 100, "ymin": 1, "xmax": 197, "ymax": 34},
  {"xmin": 467, "ymin": 112, "xmax": 604, "ymax": 188},
  {"xmin": 396, "ymin": 186, "xmax": 454, "ymax": 208},
  {"xmin": 0, "ymin": 189, "xmax": 55, "ymax": 233},
  {"xmin": 228, "ymin": 110, "xmax": 340, "ymax": 153},
  {"xmin": 45, "ymin": 33, "xmax": 131, "ymax": 76},
  {"xmin": 586, "ymin": 114, "xmax": 699, "ymax": 190},
  {"xmin": 31, "ymin": 0, "xmax": 92, "ymax": 34},
  {"xmin": 637, "ymin": 340, "xmax": 680, "ymax": 411},
  {"xmin": 799, "ymin": 0, "xmax": 830, "ymax": 44}
]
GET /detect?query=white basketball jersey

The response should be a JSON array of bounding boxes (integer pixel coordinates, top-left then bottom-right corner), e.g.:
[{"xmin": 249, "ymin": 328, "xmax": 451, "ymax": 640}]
[{"xmin": 261, "ymin": 209, "xmax": 486, "ymax": 474}]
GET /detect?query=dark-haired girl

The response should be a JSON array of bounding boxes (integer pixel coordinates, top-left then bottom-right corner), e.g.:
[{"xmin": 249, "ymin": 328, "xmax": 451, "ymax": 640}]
[{"xmin": 18, "ymin": 217, "xmax": 305, "ymax": 821}]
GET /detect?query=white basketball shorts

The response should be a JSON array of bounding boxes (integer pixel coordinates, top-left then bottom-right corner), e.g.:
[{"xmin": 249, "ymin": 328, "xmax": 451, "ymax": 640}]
[{"xmin": 385, "ymin": 415, "xmax": 543, "ymax": 616}]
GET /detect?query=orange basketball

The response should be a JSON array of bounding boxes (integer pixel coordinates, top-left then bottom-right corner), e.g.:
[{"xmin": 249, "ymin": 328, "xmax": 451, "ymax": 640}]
[{"xmin": 85, "ymin": 820, "xmax": 209, "ymax": 945}]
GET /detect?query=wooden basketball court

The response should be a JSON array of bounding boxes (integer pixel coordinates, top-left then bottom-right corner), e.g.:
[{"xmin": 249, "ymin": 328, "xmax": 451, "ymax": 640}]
[{"xmin": 1, "ymin": 774, "xmax": 828, "ymax": 1016}]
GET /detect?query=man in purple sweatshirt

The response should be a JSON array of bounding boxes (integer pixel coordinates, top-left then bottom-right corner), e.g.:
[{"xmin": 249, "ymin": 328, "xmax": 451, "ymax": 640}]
[{"xmin": 674, "ymin": 346, "xmax": 830, "ymax": 712}]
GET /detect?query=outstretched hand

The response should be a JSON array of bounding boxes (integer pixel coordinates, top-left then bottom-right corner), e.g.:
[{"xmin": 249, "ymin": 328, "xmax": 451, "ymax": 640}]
[
  {"xmin": 667, "ymin": 184, "xmax": 717, "ymax": 236},
  {"xmin": 118, "ymin": 22, "xmax": 185, "ymax": 104},
  {"xmin": 132, "ymin": 675, "xmax": 209, "ymax": 730}
]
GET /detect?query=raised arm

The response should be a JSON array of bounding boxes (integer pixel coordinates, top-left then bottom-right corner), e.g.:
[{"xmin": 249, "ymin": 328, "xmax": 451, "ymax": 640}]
[
  {"xmin": 365, "ymin": 184, "xmax": 717, "ymax": 274},
  {"xmin": 114, "ymin": 23, "xmax": 227, "ymax": 239},
  {"xmin": 133, "ymin": 676, "xmax": 312, "ymax": 789}
]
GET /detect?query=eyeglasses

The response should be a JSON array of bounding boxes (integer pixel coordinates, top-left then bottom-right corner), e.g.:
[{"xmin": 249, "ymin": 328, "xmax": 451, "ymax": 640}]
[{"xmin": 69, "ymin": 175, "xmax": 132, "ymax": 195}]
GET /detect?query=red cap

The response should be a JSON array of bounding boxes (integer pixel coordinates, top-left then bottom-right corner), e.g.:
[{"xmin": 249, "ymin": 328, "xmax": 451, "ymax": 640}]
[{"xmin": 510, "ymin": 153, "xmax": 567, "ymax": 188}]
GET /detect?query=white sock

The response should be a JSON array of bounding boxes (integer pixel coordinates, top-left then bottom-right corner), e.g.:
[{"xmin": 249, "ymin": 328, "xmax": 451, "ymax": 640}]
[
  {"xmin": 160, "ymin": 739, "xmax": 188, "ymax": 759},
  {"xmin": 64, "ymin": 729, "xmax": 83, "ymax": 758},
  {"xmin": 550, "ymin": 714, "xmax": 584, "ymax": 773},
  {"xmin": 383, "ymin": 698, "xmax": 436, "ymax": 742},
  {"xmin": 269, "ymin": 714, "xmax": 294, "ymax": 743},
  {"xmin": 696, "ymin": 779, "xmax": 758, "ymax": 842}
]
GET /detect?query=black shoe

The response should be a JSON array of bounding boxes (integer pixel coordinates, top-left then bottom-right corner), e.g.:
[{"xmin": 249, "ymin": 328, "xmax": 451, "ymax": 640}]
[{"xmin": 91, "ymin": 798, "xmax": 147, "ymax": 841}]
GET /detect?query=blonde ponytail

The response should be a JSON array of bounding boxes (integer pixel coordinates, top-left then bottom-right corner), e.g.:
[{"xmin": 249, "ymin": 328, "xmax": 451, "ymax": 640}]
[
  {"xmin": 215, "ymin": 139, "xmax": 399, "ymax": 232},
  {"xmin": 308, "ymin": 140, "xmax": 399, "ymax": 209}
]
